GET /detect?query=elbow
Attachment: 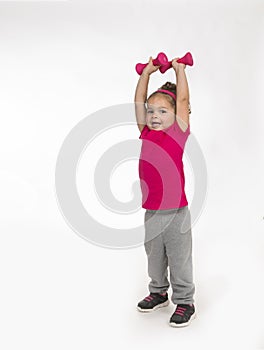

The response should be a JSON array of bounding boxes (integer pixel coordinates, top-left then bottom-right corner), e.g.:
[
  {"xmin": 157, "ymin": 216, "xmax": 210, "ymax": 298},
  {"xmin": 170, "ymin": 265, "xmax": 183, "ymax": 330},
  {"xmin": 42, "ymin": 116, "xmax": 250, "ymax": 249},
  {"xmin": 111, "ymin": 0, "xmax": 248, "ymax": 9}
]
[
  {"xmin": 177, "ymin": 97, "xmax": 189, "ymax": 102},
  {"xmin": 134, "ymin": 98, "xmax": 146, "ymax": 104}
]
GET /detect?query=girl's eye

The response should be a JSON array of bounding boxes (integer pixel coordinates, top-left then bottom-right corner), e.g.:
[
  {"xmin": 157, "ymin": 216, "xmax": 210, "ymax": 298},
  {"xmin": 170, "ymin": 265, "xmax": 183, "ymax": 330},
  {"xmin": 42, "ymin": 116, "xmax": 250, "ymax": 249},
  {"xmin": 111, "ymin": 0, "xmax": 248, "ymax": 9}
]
[{"xmin": 147, "ymin": 109, "xmax": 167, "ymax": 114}]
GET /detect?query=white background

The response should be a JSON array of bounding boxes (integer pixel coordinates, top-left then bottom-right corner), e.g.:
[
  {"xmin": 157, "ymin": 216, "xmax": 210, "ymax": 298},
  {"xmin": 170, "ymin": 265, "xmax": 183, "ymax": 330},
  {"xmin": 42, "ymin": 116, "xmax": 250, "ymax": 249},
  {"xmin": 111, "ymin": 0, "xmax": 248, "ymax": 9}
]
[{"xmin": 0, "ymin": 0, "xmax": 264, "ymax": 349}]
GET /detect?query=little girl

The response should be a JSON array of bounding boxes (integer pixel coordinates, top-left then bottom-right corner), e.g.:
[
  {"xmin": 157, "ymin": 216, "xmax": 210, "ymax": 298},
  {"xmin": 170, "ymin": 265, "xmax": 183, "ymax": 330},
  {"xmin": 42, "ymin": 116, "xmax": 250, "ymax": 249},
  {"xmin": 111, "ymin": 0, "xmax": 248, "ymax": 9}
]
[{"xmin": 134, "ymin": 56, "xmax": 196, "ymax": 327}]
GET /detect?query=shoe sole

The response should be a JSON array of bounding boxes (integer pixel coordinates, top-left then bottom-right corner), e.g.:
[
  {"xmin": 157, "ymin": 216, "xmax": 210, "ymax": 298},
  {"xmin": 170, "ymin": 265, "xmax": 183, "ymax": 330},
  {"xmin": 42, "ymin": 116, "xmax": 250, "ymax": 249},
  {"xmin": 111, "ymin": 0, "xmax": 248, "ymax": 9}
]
[
  {"xmin": 169, "ymin": 312, "xmax": 196, "ymax": 328},
  {"xmin": 137, "ymin": 300, "xmax": 170, "ymax": 313}
]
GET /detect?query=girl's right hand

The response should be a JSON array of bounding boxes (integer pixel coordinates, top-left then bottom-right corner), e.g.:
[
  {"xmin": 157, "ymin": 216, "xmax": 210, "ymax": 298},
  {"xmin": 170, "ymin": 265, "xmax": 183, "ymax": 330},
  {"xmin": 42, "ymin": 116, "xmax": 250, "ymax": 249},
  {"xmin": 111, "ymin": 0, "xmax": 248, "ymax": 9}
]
[{"xmin": 142, "ymin": 56, "xmax": 160, "ymax": 75}]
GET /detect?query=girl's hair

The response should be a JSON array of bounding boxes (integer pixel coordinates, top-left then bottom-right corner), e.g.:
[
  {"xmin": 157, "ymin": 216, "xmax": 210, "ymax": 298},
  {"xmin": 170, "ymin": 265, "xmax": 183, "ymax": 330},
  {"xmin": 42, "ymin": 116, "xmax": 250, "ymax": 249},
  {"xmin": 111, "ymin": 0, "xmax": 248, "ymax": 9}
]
[{"xmin": 147, "ymin": 81, "xmax": 191, "ymax": 114}]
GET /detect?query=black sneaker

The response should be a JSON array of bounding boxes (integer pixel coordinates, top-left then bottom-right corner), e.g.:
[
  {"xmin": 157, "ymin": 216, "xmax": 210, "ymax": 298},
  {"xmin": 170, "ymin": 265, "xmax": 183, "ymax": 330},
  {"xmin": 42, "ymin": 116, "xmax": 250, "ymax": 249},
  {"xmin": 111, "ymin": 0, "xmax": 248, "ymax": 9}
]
[
  {"xmin": 169, "ymin": 304, "xmax": 196, "ymax": 327},
  {"xmin": 137, "ymin": 292, "xmax": 169, "ymax": 312}
]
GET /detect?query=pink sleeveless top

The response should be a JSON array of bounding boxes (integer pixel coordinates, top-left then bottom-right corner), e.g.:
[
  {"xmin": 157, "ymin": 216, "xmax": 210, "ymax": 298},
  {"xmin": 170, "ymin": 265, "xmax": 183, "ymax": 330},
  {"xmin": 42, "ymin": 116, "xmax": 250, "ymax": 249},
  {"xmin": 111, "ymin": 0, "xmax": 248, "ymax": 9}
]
[{"xmin": 138, "ymin": 120, "xmax": 190, "ymax": 210}]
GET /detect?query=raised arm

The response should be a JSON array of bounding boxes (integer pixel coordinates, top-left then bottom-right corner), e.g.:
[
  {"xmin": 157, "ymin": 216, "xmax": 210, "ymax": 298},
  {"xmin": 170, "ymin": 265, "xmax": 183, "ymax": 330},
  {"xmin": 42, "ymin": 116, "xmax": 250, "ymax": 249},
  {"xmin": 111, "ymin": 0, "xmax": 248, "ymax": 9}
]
[
  {"xmin": 134, "ymin": 57, "xmax": 160, "ymax": 132},
  {"xmin": 172, "ymin": 58, "xmax": 191, "ymax": 132}
]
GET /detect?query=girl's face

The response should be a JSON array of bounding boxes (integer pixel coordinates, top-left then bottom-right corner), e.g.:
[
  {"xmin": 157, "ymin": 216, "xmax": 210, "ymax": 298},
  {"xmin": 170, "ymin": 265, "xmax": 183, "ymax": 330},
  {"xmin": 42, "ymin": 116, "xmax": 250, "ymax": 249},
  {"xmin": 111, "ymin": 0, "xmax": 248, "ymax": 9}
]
[{"xmin": 146, "ymin": 94, "xmax": 175, "ymax": 131}]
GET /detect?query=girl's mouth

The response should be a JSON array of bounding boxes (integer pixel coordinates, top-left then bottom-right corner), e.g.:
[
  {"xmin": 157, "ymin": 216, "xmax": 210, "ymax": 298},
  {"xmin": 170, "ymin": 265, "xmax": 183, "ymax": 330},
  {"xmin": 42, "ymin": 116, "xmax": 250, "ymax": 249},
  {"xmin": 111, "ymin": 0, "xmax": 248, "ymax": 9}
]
[{"xmin": 151, "ymin": 122, "xmax": 161, "ymax": 127}]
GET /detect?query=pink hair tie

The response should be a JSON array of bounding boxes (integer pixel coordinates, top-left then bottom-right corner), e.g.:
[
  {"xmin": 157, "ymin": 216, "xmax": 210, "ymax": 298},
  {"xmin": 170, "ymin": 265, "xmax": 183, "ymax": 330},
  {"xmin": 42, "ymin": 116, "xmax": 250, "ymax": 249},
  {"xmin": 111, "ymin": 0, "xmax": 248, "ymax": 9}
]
[{"xmin": 156, "ymin": 89, "xmax": 176, "ymax": 100}]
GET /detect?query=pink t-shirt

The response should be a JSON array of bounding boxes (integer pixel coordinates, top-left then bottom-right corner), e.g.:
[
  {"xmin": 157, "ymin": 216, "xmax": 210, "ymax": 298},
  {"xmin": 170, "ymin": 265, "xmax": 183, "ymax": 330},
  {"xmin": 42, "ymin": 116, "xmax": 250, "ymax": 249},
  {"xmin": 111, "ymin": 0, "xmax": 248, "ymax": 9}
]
[{"xmin": 138, "ymin": 120, "xmax": 190, "ymax": 210}]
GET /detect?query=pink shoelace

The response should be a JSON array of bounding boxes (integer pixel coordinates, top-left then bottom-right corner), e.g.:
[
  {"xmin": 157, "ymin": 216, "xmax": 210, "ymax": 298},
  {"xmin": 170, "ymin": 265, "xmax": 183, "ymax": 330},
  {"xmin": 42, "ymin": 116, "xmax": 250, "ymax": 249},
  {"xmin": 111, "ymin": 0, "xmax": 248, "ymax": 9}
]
[
  {"xmin": 175, "ymin": 306, "xmax": 187, "ymax": 315},
  {"xmin": 174, "ymin": 304, "xmax": 193, "ymax": 315},
  {"xmin": 144, "ymin": 294, "xmax": 154, "ymax": 302}
]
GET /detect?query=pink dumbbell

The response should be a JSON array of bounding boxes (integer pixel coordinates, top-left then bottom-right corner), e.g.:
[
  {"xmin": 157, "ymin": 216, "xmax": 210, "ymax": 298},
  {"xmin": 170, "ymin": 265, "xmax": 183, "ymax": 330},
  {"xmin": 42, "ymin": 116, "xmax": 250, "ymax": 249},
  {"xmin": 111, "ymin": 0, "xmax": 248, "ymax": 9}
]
[
  {"xmin": 135, "ymin": 52, "xmax": 168, "ymax": 75},
  {"xmin": 159, "ymin": 52, "xmax": 193, "ymax": 73}
]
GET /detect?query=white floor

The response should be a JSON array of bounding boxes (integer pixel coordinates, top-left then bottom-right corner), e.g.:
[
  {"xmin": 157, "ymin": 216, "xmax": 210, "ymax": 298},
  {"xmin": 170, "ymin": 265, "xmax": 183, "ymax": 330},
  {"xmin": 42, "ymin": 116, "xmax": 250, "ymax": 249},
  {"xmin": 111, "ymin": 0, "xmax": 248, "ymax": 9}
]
[{"xmin": 0, "ymin": 193, "xmax": 263, "ymax": 349}]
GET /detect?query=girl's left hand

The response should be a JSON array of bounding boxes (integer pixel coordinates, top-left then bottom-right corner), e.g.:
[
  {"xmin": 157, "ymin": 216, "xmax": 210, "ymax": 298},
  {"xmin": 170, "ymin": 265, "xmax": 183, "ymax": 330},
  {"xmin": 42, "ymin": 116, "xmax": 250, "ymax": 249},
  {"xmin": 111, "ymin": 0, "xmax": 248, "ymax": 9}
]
[{"xmin": 171, "ymin": 57, "xmax": 186, "ymax": 71}]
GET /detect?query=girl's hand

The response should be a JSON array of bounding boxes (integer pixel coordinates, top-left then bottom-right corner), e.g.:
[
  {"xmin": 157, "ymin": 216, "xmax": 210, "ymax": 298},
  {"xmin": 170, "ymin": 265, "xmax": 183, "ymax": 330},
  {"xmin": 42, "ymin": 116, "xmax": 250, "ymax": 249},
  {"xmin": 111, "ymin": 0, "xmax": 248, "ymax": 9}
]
[
  {"xmin": 142, "ymin": 56, "xmax": 160, "ymax": 76},
  {"xmin": 172, "ymin": 57, "xmax": 186, "ymax": 72}
]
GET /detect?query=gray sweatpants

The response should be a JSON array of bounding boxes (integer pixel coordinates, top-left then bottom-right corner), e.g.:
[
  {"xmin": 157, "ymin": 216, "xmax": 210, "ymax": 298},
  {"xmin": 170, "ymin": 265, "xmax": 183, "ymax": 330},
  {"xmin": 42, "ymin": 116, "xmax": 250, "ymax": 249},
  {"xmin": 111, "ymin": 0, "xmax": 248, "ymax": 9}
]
[{"xmin": 144, "ymin": 206, "xmax": 195, "ymax": 305}]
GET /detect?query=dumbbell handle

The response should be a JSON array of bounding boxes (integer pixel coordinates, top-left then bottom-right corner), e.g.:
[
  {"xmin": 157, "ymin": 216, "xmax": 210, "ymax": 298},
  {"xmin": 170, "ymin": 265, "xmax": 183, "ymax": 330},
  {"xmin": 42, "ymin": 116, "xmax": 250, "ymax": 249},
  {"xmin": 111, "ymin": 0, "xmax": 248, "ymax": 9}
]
[
  {"xmin": 159, "ymin": 52, "xmax": 193, "ymax": 74},
  {"xmin": 135, "ymin": 52, "xmax": 168, "ymax": 75}
]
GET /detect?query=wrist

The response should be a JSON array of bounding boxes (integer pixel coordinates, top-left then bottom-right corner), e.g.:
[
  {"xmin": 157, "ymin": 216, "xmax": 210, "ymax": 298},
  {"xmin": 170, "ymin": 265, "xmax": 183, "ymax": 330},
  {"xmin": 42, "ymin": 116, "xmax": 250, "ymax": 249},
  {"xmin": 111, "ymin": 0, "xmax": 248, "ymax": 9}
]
[
  {"xmin": 141, "ymin": 71, "xmax": 150, "ymax": 78},
  {"xmin": 174, "ymin": 65, "xmax": 185, "ymax": 74}
]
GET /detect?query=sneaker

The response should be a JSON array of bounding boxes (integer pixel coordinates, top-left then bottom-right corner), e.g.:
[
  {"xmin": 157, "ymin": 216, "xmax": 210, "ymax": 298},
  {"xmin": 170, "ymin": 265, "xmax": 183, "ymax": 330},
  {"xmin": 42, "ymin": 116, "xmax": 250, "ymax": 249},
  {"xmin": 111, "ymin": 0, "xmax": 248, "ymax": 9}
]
[
  {"xmin": 169, "ymin": 304, "xmax": 196, "ymax": 327},
  {"xmin": 137, "ymin": 292, "xmax": 169, "ymax": 312}
]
